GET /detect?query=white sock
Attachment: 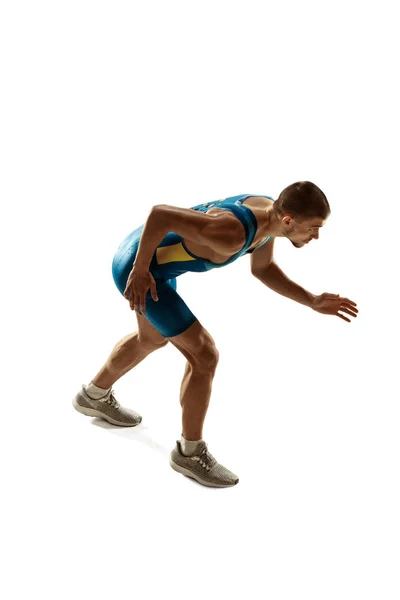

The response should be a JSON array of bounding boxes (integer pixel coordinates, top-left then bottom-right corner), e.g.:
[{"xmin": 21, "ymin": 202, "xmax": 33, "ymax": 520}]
[
  {"xmin": 180, "ymin": 434, "xmax": 203, "ymax": 456},
  {"xmin": 85, "ymin": 381, "xmax": 111, "ymax": 400}
]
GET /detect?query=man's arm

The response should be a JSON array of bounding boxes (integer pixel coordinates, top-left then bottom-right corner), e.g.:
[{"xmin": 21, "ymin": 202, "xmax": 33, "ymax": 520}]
[
  {"xmin": 134, "ymin": 204, "xmax": 244, "ymax": 270},
  {"xmin": 253, "ymin": 260, "xmax": 316, "ymax": 308},
  {"xmin": 250, "ymin": 237, "xmax": 275, "ymax": 273}
]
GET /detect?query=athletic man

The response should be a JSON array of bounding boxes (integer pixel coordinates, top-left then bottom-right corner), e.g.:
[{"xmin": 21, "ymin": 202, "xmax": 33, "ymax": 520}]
[{"xmin": 72, "ymin": 181, "xmax": 358, "ymax": 488}]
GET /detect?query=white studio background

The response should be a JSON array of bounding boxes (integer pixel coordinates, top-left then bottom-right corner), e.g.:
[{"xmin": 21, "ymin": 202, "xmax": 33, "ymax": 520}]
[{"xmin": 1, "ymin": 1, "xmax": 399, "ymax": 599}]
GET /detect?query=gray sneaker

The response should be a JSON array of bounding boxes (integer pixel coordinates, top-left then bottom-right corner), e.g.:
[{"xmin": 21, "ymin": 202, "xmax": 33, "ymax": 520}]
[
  {"xmin": 72, "ymin": 384, "xmax": 142, "ymax": 427},
  {"xmin": 169, "ymin": 440, "xmax": 239, "ymax": 487}
]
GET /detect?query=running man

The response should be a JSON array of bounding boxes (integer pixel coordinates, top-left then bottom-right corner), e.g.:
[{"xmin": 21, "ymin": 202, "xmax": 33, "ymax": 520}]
[{"xmin": 72, "ymin": 181, "xmax": 358, "ymax": 487}]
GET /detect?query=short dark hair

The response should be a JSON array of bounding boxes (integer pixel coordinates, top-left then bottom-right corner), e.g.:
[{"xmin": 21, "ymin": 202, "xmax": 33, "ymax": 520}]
[{"xmin": 273, "ymin": 181, "xmax": 331, "ymax": 222}]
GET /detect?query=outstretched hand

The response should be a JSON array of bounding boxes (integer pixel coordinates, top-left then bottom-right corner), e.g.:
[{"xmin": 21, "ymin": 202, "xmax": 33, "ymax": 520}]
[{"xmin": 312, "ymin": 293, "xmax": 358, "ymax": 323}]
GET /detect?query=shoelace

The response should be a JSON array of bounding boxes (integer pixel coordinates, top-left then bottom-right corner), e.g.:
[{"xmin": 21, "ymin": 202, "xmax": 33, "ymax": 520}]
[
  {"xmin": 191, "ymin": 446, "xmax": 216, "ymax": 471},
  {"xmin": 99, "ymin": 389, "xmax": 120, "ymax": 409}
]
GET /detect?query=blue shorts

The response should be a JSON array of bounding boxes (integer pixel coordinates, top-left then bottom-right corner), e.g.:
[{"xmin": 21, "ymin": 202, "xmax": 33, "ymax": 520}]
[{"xmin": 111, "ymin": 236, "xmax": 197, "ymax": 338}]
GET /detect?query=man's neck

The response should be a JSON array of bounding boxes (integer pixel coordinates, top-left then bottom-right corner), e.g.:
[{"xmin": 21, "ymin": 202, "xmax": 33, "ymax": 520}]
[{"xmin": 264, "ymin": 207, "xmax": 283, "ymax": 238}]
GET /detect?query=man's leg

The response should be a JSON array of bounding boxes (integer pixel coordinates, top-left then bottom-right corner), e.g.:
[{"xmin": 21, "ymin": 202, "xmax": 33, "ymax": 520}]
[
  {"xmin": 91, "ymin": 313, "xmax": 168, "ymax": 389},
  {"xmin": 104, "ymin": 286, "xmax": 218, "ymax": 441},
  {"xmin": 115, "ymin": 277, "xmax": 216, "ymax": 440},
  {"xmin": 168, "ymin": 319, "xmax": 219, "ymax": 441},
  {"xmin": 167, "ymin": 318, "xmax": 239, "ymax": 487}
]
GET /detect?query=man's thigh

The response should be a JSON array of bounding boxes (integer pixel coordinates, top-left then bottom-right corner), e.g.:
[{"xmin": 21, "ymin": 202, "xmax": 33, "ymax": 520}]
[
  {"xmin": 135, "ymin": 279, "xmax": 217, "ymax": 365},
  {"xmin": 136, "ymin": 278, "xmax": 198, "ymax": 339},
  {"xmin": 136, "ymin": 311, "xmax": 169, "ymax": 347}
]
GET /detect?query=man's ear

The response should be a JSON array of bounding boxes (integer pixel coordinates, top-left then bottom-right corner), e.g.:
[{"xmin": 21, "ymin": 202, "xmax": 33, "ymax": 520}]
[{"xmin": 282, "ymin": 214, "xmax": 293, "ymax": 226}]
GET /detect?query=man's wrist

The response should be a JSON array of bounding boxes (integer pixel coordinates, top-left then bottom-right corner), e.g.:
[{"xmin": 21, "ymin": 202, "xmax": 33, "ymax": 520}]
[
  {"xmin": 133, "ymin": 260, "xmax": 150, "ymax": 272},
  {"xmin": 309, "ymin": 293, "xmax": 317, "ymax": 309}
]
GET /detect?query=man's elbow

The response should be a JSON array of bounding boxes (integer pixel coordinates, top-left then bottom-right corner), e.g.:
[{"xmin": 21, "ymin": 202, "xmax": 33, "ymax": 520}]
[{"xmin": 251, "ymin": 260, "xmax": 276, "ymax": 280}]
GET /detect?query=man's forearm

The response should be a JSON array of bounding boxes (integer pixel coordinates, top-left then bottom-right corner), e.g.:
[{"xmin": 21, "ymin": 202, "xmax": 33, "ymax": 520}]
[
  {"xmin": 133, "ymin": 206, "xmax": 168, "ymax": 270},
  {"xmin": 254, "ymin": 261, "xmax": 316, "ymax": 308}
]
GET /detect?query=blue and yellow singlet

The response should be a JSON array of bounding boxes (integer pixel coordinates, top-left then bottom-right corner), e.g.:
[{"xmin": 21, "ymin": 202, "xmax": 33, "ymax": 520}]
[{"xmin": 112, "ymin": 194, "xmax": 275, "ymax": 337}]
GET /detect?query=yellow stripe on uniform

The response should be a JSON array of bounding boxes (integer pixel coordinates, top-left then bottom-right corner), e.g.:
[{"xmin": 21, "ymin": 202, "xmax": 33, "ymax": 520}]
[{"xmin": 156, "ymin": 242, "xmax": 196, "ymax": 265}]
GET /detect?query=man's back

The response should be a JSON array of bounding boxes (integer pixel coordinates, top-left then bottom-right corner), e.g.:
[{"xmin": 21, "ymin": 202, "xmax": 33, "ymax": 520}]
[{"xmin": 112, "ymin": 194, "xmax": 275, "ymax": 282}]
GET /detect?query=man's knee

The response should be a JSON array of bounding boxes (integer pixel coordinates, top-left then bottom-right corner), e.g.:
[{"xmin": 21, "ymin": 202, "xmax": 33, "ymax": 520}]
[
  {"xmin": 193, "ymin": 341, "xmax": 219, "ymax": 372},
  {"xmin": 168, "ymin": 319, "xmax": 219, "ymax": 370}
]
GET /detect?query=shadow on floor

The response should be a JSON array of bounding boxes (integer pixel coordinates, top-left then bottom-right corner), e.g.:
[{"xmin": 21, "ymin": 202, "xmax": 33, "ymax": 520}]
[{"xmin": 90, "ymin": 418, "xmax": 171, "ymax": 457}]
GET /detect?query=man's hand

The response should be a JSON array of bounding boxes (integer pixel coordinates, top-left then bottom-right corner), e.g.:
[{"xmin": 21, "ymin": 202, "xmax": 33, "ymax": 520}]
[
  {"xmin": 123, "ymin": 266, "xmax": 158, "ymax": 316},
  {"xmin": 312, "ymin": 293, "xmax": 358, "ymax": 323}
]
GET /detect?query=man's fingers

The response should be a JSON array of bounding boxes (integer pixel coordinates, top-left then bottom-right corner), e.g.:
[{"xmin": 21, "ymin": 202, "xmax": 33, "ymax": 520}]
[
  {"xmin": 140, "ymin": 295, "xmax": 146, "ymax": 315},
  {"xmin": 343, "ymin": 297, "xmax": 357, "ymax": 307},
  {"xmin": 343, "ymin": 303, "xmax": 358, "ymax": 313},
  {"xmin": 341, "ymin": 302, "xmax": 358, "ymax": 314},
  {"xmin": 337, "ymin": 313, "xmax": 350, "ymax": 323},
  {"xmin": 340, "ymin": 306, "xmax": 357, "ymax": 318}
]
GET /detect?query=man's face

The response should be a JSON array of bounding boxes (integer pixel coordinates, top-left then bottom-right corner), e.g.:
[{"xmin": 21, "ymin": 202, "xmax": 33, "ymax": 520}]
[{"xmin": 283, "ymin": 215, "xmax": 326, "ymax": 248}]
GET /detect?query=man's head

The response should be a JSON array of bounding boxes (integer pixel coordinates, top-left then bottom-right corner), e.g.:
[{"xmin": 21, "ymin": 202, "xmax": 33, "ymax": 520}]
[{"xmin": 271, "ymin": 181, "xmax": 330, "ymax": 247}]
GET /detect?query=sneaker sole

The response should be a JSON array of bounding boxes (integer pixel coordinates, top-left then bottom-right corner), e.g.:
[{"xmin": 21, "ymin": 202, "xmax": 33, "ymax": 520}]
[
  {"xmin": 72, "ymin": 396, "xmax": 142, "ymax": 427},
  {"xmin": 169, "ymin": 458, "xmax": 239, "ymax": 488}
]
